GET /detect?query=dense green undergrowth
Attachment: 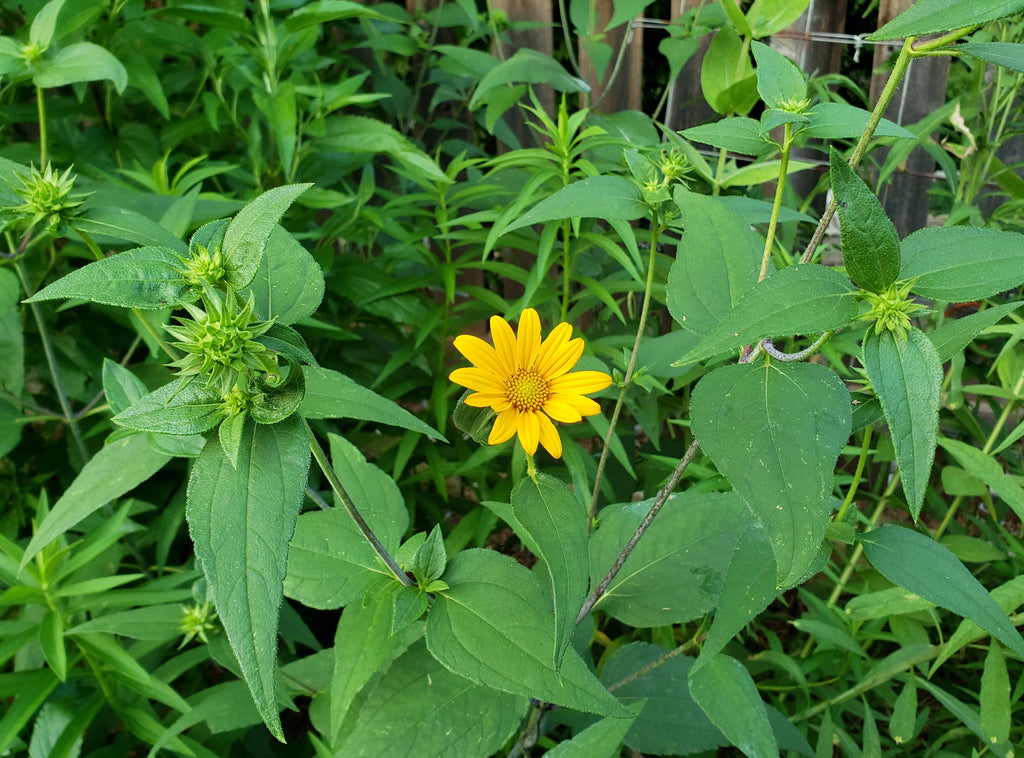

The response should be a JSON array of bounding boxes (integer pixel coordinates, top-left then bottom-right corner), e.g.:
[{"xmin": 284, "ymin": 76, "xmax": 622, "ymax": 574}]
[{"xmin": 2, "ymin": 0, "xmax": 1024, "ymax": 756}]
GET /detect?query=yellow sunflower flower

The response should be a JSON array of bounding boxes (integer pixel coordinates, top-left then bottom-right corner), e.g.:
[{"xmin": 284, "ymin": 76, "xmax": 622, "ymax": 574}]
[{"xmin": 449, "ymin": 308, "xmax": 612, "ymax": 458}]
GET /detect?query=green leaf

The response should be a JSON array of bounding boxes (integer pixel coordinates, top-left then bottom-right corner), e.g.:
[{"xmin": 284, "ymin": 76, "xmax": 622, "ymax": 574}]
[
  {"xmin": 937, "ymin": 438, "xmax": 1024, "ymax": 523},
  {"xmin": 220, "ymin": 184, "xmax": 311, "ymax": 290},
  {"xmin": 113, "ymin": 378, "xmax": 223, "ymax": 435},
  {"xmin": 511, "ymin": 473, "xmax": 588, "ymax": 668},
  {"xmin": 600, "ymin": 643, "xmax": 727, "ymax": 754},
  {"xmin": 323, "ymin": 115, "xmax": 449, "ymax": 186},
  {"xmin": 21, "ymin": 434, "xmax": 171, "ymax": 568},
  {"xmin": 426, "ymin": 549, "xmax": 628, "ymax": 716},
  {"xmin": 689, "ymin": 654, "xmax": 778, "ymax": 758},
  {"xmin": 72, "ymin": 207, "xmax": 188, "ymax": 254},
  {"xmin": 34, "ymin": 42, "xmax": 127, "ymax": 93},
  {"xmin": 299, "ymin": 367, "xmax": 446, "ymax": 441},
  {"xmin": 101, "ymin": 359, "xmax": 148, "ymax": 416},
  {"xmin": 340, "ymin": 640, "xmax": 526, "ymax": 757},
  {"xmin": 682, "ymin": 118, "xmax": 775, "ymax": 157},
  {"xmin": 803, "ymin": 102, "xmax": 915, "ymax": 139},
  {"xmin": 869, "ymin": 0, "xmax": 1024, "ymax": 40},
  {"xmin": 859, "ymin": 525, "xmax": 1024, "ymax": 658},
  {"xmin": 915, "ymin": 678, "xmax": 1014, "ymax": 758},
  {"xmin": 241, "ymin": 226, "xmax": 324, "ymax": 325},
  {"xmin": 504, "ymin": 176, "xmax": 647, "ymax": 234},
  {"xmin": 830, "ymin": 147, "xmax": 901, "ymax": 293},
  {"xmin": 899, "ymin": 226, "xmax": 1024, "ymax": 302},
  {"xmin": 721, "ymin": 0, "xmax": 752, "ymax": 35},
  {"xmin": 285, "ymin": 0, "xmax": 389, "ymax": 30},
  {"xmin": 844, "ymin": 587, "xmax": 935, "ymax": 622},
  {"xmin": 589, "ymin": 491, "xmax": 751, "ymax": 627},
  {"xmin": 928, "ymin": 301, "xmax": 1023, "ymax": 362},
  {"xmin": 694, "ymin": 523, "xmax": 777, "ymax": 672},
  {"xmin": 752, "ymin": 41, "xmax": 805, "ymax": 111},
  {"xmin": 469, "ymin": 48, "xmax": 589, "ymax": 111},
  {"xmin": 29, "ymin": 0, "xmax": 64, "ymax": 47},
  {"xmin": 748, "ymin": 0, "xmax": 813, "ymax": 36},
  {"xmin": 65, "ymin": 604, "xmax": 184, "ymax": 642},
  {"xmin": 666, "ymin": 188, "xmax": 760, "ymax": 339},
  {"xmin": 543, "ymin": 703, "xmax": 643, "ymax": 758},
  {"xmin": 678, "ymin": 264, "xmax": 857, "ymax": 365},
  {"xmin": 959, "ymin": 41, "xmax": 1024, "ymax": 73},
  {"xmin": 284, "ymin": 433, "xmax": 408, "ymax": 609},
  {"xmin": 690, "ymin": 361, "xmax": 851, "ymax": 586},
  {"xmin": 0, "ymin": 268, "xmax": 25, "ymax": 399},
  {"xmin": 38, "ymin": 610, "xmax": 67, "ymax": 682},
  {"xmin": 0, "ymin": 669, "xmax": 59, "ymax": 755},
  {"xmin": 863, "ymin": 328, "xmax": 942, "ymax": 518},
  {"xmin": 25, "ymin": 246, "xmax": 193, "ymax": 309},
  {"xmin": 981, "ymin": 641, "xmax": 1011, "ymax": 745},
  {"xmin": 931, "ymin": 576, "xmax": 1024, "ymax": 672},
  {"xmin": 186, "ymin": 414, "xmax": 311, "ymax": 741},
  {"xmin": 701, "ymin": 24, "xmax": 758, "ymax": 116},
  {"xmin": 889, "ymin": 676, "xmax": 917, "ymax": 745}
]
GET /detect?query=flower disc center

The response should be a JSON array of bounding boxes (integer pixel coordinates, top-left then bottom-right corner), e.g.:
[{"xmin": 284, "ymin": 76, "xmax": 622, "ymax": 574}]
[{"xmin": 505, "ymin": 367, "xmax": 550, "ymax": 412}]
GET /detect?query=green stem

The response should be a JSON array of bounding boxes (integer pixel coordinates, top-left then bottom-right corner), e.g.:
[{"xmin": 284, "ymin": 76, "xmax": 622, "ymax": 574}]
[
  {"xmin": 560, "ymin": 218, "xmax": 572, "ymax": 322},
  {"xmin": 834, "ymin": 425, "xmax": 873, "ymax": 524},
  {"xmin": 304, "ymin": 420, "xmax": 412, "ymax": 587},
  {"xmin": 36, "ymin": 86, "xmax": 47, "ymax": 167},
  {"xmin": 14, "ymin": 260, "xmax": 88, "ymax": 463},
  {"xmin": 588, "ymin": 211, "xmax": 661, "ymax": 522},
  {"xmin": 759, "ymin": 122, "xmax": 793, "ymax": 281}
]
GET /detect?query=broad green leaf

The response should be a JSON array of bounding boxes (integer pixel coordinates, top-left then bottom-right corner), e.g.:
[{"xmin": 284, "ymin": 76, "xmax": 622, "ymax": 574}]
[
  {"xmin": 21, "ymin": 434, "xmax": 171, "ymax": 567},
  {"xmin": 72, "ymin": 207, "xmax": 188, "ymax": 254},
  {"xmin": 340, "ymin": 640, "xmax": 526, "ymax": 757},
  {"xmin": 803, "ymin": 102, "xmax": 915, "ymax": 139},
  {"xmin": 678, "ymin": 264, "xmax": 857, "ymax": 365},
  {"xmin": 928, "ymin": 301, "xmax": 1023, "ymax": 362},
  {"xmin": 186, "ymin": 414, "xmax": 311, "ymax": 741},
  {"xmin": 330, "ymin": 602, "xmax": 421, "ymax": 741},
  {"xmin": 689, "ymin": 654, "xmax": 778, "ymax": 758},
  {"xmin": 870, "ymin": 0, "xmax": 1024, "ymax": 40},
  {"xmin": 284, "ymin": 0, "xmax": 391, "ymax": 30},
  {"xmin": 830, "ymin": 147, "xmax": 900, "ymax": 293},
  {"xmin": 241, "ymin": 226, "xmax": 324, "ymax": 324},
  {"xmin": 25, "ymin": 246, "xmax": 193, "ymax": 309},
  {"xmin": 113, "ymin": 378, "xmax": 223, "ymax": 435},
  {"xmin": 34, "ymin": 42, "xmax": 127, "ymax": 93},
  {"xmin": 221, "ymin": 184, "xmax": 311, "ymax": 290},
  {"xmin": 860, "ymin": 525, "xmax": 1024, "ymax": 658},
  {"xmin": 749, "ymin": 0, "xmax": 812, "ymax": 36},
  {"xmin": 511, "ymin": 473, "xmax": 588, "ymax": 668},
  {"xmin": 844, "ymin": 587, "xmax": 935, "ymax": 622},
  {"xmin": 29, "ymin": 0, "xmax": 64, "ymax": 47},
  {"xmin": 504, "ymin": 176, "xmax": 646, "ymax": 234},
  {"xmin": 589, "ymin": 491, "xmax": 750, "ymax": 627},
  {"xmin": 937, "ymin": 438, "xmax": 1024, "ymax": 522},
  {"xmin": 693, "ymin": 523, "xmax": 777, "ymax": 672},
  {"xmin": 960, "ymin": 42, "xmax": 1024, "ymax": 73},
  {"xmin": 752, "ymin": 41, "xmax": 805, "ymax": 111},
  {"xmin": 285, "ymin": 433, "xmax": 408, "ymax": 609},
  {"xmin": 701, "ymin": 24, "xmax": 758, "ymax": 116},
  {"xmin": 863, "ymin": 329, "xmax": 942, "ymax": 517},
  {"xmin": 426, "ymin": 549, "xmax": 628, "ymax": 716},
  {"xmin": 899, "ymin": 226, "xmax": 1024, "ymax": 302},
  {"xmin": 469, "ymin": 48, "xmax": 589, "ymax": 110},
  {"xmin": 682, "ymin": 118, "xmax": 775, "ymax": 157},
  {"xmin": 889, "ymin": 676, "xmax": 917, "ymax": 745},
  {"xmin": 667, "ymin": 188, "xmax": 760, "ymax": 339},
  {"xmin": 690, "ymin": 361, "xmax": 851, "ymax": 586},
  {"xmin": 543, "ymin": 703, "xmax": 643, "ymax": 758},
  {"xmin": 980, "ymin": 641, "xmax": 1010, "ymax": 745},
  {"xmin": 915, "ymin": 679, "xmax": 1014, "ymax": 758},
  {"xmin": 600, "ymin": 643, "xmax": 727, "ymax": 754},
  {"xmin": 299, "ymin": 366, "xmax": 445, "ymax": 441}
]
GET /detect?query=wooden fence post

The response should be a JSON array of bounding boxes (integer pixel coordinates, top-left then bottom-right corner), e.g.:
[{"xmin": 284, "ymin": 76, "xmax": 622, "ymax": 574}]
[
  {"xmin": 665, "ymin": 0, "xmax": 716, "ymax": 131},
  {"xmin": 578, "ymin": 0, "xmax": 644, "ymax": 113},
  {"xmin": 490, "ymin": 0, "xmax": 554, "ymax": 148}
]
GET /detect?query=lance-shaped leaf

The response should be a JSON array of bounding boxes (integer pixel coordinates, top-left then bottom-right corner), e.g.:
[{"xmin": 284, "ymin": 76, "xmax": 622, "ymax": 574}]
[
  {"xmin": 937, "ymin": 438, "xmax": 1024, "ymax": 522},
  {"xmin": 869, "ymin": 0, "xmax": 1024, "ymax": 40},
  {"xmin": 426, "ymin": 549, "xmax": 628, "ymax": 717},
  {"xmin": 221, "ymin": 183, "xmax": 311, "ymax": 290},
  {"xmin": 25, "ymin": 246, "xmax": 193, "ymax": 309},
  {"xmin": 667, "ymin": 188, "xmax": 760, "ymax": 340},
  {"xmin": 928, "ymin": 301, "xmax": 1023, "ymax": 362},
  {"xmin": 899, "ymin": 226, "xmax": 1024, "ymax": 302},
  {"xmin": 510, "ymin": 473, "xmax": 588, "ymax": 670},
  {"xmin": 830, "ymin": 147, "xmax": 900, "ymax": 293},
  {"xmin": 690, "ymin": 361, "xmax": 851, "ymax": 586},
  {"xmin": 241, "ymin": 226, "xmax": 324, "ymax": 325},
  {"xmin": 752, "ymin": 41, "xmax": 806, "ymax": 111},
  {"xmin": 113, "ymin": 378, "xmax": 223, "ymax": 435},
  {"xmin": 186, "ymin": 414, "xmax": 311, "ymax": 741},
  {"xmin": 803, "ymin": 102, "xmax": 914, "ymax": 140},
  {"xmin": 689, "ymin": 653, "xmax": 778, "ymax": 758},
  {"xmin": 860, "ymin": 525, "xmax": 1024, "ymax": 659},
  {"xmin": 682, "ymin": 118, "xmax": 775, "ymax": 157},
  {"xmin": 503, "ymin": 175, "xmax": 646, "ymax": 235},
  {"xmin": 72, "ymin": 207, "xmax": 188, "ymax": 254},
  {"xmin": 863, "ymin": 328, "xmax": 942, "ymax": 518},
  {"xmin": 959, "ymin": 42, "xmax": 1024, "ymax": 74},
  {"xmin": 677, "ymin": 264, "xmax": 857, "ymax": 365}
]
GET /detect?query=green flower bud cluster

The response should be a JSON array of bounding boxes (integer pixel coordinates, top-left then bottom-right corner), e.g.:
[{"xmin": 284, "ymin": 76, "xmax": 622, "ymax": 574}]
[
  {"xmin": 1, "ymin": 163, "xmax": 89, "ymax": 235},
  {"xmin": 858, "ymin": 280, "xmax": 927, "ymax": 342}
]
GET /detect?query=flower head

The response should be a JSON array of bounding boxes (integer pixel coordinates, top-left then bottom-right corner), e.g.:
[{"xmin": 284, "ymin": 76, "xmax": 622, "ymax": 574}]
[{"xmin": 449, "ymin": 308, "xmax": 611, "ymax": 458}]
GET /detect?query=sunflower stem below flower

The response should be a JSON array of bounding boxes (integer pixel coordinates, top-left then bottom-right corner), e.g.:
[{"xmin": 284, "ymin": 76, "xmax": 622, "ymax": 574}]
[{"xmin": 304, "ymin": 420, "xmax": 412, "ymax": 588}]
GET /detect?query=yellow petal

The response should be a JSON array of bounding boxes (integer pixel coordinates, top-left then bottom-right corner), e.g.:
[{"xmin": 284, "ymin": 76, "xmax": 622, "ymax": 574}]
[
  {"xmin": 449, "ymin": 367, "xmax": 504, "ymax": 394},
  {"xmin": 549, "ymin": 393, "xmax": 601, "ymax": 417},
  {"xmin": 465, "ymin": 392, "xmax": 511, "ymax": 412},
  {"xmin": 454, "ymin": 334, "xmax": 505, "ymax": 376},
  {"xmin": 533, "ymin": 322, "xmax": 573, "ymax": 374},
  {"xmin": 516, "ymin": 409, "xmax": 540, "ymax": 455},
  {"xmin": 516, "ymin": 308, "xmax": 541, "ymax": 369},
  {"xmin": 549, "ymin": 370, "xmax": 613, "ymax": 396},
  {"xmin": 537, "ymin": 412, "xmax": 562, "ymax": 458},
  {"xmin": 489, "ymin": 408, "xmax": 518, "ymax": 445},
  {"xmin": 490, "ymin": 315, "xmax": 517, "ymax": 372},
  {"xmin": 542, "ymin": 397, "xmax": 583, "ymax": 423},
  {"xmin": 540, "ymin": 336, "xmax": 585, "ymax": 380}
]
